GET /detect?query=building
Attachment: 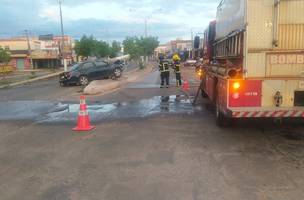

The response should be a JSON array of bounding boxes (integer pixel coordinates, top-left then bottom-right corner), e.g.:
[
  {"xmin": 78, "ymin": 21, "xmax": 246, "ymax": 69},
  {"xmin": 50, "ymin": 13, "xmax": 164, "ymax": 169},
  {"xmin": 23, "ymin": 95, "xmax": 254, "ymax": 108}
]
[
  {"xmin": 154, "ymin": 45, "xmax": 170, "ymax": 56},
  {"xmin": 0, "ymin": 34, "xmax": 75, "ymax": 70},
  {"xmin": 0, "ymin": 38, "xmax": 40, "ymax": 70},
  {"xmin": 170, "ymin": 39, "xmax": 192, "ymax": 52},
  {"xmin": 53, "ymin": 35, "xmax": 75, "ymax": 65},
  {"xmin": 154, "ymin": 39, "xmax": 193, "ymax": 60}
]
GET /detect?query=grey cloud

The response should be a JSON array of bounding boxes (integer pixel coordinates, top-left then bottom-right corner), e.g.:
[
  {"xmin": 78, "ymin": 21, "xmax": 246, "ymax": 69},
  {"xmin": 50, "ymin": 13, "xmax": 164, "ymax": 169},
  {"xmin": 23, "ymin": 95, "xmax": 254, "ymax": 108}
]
[{"xmin": 0, "ymin": 0, "xmax": 220, "ymax": 41}]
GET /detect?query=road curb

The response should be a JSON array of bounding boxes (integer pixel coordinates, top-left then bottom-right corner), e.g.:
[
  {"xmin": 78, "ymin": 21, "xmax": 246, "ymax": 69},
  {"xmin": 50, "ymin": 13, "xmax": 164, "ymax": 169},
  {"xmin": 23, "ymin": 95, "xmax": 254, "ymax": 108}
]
[{"xmin": 0, "ymin": 71, "xmax": 63, "ymax": 89}]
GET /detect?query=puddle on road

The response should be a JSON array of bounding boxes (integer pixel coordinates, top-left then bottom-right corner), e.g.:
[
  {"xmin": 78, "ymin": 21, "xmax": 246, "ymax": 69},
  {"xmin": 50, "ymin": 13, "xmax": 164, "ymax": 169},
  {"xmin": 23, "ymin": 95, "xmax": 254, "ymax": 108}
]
[{"xmin": 0, "ymin": 95, "xmax": 202, "ymax": 123}]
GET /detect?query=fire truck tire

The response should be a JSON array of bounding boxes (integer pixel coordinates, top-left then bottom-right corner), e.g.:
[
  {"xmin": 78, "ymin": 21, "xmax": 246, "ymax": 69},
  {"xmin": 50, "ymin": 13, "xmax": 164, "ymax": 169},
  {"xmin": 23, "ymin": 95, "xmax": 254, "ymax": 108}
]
[{"xmin": 215, "ymin": 104, "xmax": 232, "ymax": 127}]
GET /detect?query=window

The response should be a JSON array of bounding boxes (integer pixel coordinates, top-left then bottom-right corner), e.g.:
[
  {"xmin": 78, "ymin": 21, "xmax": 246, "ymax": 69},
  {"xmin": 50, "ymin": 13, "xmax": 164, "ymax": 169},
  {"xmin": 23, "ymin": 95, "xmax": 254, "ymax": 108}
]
[
  {"xmin": 70, "ymin": 63, "xmax": 81, "ymax": 71},
  {"xmin": 82, "ymin": 62, "xmax": 94, "ymax": 69},
  {"xmin": 94, "ymin": 61, "xmax": 107, "ymax": 67}
]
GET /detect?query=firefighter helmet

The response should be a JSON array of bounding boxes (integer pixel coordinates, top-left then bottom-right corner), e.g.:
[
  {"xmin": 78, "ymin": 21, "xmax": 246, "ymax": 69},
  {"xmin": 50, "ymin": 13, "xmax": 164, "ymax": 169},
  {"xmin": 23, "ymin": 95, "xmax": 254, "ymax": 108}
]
[{"xmin": 173, "ymin": 54, "xmax": 181, "ymax": 61}]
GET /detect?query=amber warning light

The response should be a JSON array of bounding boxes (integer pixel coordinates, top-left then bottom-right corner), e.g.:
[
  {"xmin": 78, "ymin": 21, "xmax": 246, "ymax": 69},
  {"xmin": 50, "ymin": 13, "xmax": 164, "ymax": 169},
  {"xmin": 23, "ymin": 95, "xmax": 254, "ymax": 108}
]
[
  {"xmin": 233, "ymin": 82, "xmax": 241, "ymax": 90},
  {"xmin": 231, "ymin": 81, "xmax": 241, "ymax": 100}
]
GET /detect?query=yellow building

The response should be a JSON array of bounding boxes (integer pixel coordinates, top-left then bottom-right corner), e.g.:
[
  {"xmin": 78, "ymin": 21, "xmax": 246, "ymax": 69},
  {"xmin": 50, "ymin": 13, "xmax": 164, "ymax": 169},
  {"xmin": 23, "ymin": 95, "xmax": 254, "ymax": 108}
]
[
  {"xmin": 0, "ymin": 38, "xmax": 41, "ymax": 51},
  {"xmin": 0, "ymin": 39, "xmax": 37, "ymax": 70}
]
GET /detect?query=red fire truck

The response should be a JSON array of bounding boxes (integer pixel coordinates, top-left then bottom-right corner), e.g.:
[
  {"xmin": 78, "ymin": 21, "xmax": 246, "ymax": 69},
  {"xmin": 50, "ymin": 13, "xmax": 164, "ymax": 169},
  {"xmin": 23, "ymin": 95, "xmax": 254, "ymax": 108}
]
[{"xmin": 201, "ymin": 0, "xmax": 304, "ymax": 126}]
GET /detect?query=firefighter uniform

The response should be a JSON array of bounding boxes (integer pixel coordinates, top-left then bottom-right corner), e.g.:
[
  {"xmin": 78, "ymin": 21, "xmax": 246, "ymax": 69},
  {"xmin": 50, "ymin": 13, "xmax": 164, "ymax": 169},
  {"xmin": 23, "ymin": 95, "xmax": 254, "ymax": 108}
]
[
  {"xmin": 173, "ymin": 54, "xmax": 182, "ymax": 87},
  {"xmin": 159, "ymin": 59, "xmax": 170, "ymax": 88},
  {"xmin": 174, "ymin": 60, "xmax": 182, "ymax": 86}
]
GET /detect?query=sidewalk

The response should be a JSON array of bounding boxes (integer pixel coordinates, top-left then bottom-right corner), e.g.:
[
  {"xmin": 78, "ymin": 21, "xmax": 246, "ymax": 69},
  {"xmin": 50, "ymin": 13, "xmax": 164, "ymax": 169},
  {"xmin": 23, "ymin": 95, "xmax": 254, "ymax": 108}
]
[{"xmin": 0, "ymin": 69, "xmax": 63, "ymax": 88}]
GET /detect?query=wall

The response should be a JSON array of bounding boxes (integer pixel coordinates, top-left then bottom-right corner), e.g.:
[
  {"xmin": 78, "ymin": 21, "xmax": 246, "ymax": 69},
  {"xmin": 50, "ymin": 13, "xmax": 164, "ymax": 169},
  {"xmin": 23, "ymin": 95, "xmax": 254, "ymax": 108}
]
[{"xmin": 0, "ymin": 40, "xmax": 41, "ymax": 51}]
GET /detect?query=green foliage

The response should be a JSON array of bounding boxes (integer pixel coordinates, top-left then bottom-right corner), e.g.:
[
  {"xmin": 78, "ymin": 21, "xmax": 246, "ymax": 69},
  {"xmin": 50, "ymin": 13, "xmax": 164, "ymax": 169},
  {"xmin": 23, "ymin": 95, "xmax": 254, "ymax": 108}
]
[
  {"xmin": 74, "ymin": 35, "xmax": 159, "ymax": 60},
  {"xmin": 139, "ymin": 60, "xmax": 145, "ymax": 70},
  {"xmin": 111, "ymin": 41, "xmax": 121, "ymax": 53},
  {"xmin": 95, "ymin": 41, "xmax": 110, "ymax": 58},
  {"xmin": 109, "ymin": 41, "xmax": 121, "ymax": 58},
  {"xmin": 0, "ymin": 47, "xmax": 11, "ymax": 64},
  {"xmin": 123, "ymin": 36, "xmax": 159, "ymax": 60},
  {"xmin": 122, "ymin": 37, "xmax": 140, "ymax": 59},
  {"xmin": 74, "ymin": 35, "xmax": 96, "ymax": 58},
  {"xmin": 75, "ymin": 35, "xmax": 112, "ymax": 58}
]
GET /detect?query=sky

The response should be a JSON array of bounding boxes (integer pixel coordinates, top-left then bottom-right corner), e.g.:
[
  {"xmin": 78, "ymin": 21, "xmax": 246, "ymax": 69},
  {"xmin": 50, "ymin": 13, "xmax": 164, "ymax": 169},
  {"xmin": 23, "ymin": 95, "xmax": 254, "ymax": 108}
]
[{"xmin": 0, "ymin": 0, "xmax": 219, "ymax": 44}]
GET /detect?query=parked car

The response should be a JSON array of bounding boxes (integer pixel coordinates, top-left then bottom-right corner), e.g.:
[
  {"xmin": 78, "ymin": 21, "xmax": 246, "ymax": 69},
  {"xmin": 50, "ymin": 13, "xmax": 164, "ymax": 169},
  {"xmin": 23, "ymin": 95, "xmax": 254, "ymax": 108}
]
[
  {"xmin": 184, "ymin": 59, "xmax": 197, "ymax": 67},
  {"xmin": 59, "ymin": 60, "xmax": 124, "ymax": 86}
]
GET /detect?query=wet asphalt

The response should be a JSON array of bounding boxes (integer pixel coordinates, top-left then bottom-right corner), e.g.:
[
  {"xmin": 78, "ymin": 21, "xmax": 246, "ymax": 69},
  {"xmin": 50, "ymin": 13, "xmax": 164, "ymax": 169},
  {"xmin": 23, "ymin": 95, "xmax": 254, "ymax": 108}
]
[{"xmin": 0, "ymin": 67, "xmax": 304, "ymax": 200}]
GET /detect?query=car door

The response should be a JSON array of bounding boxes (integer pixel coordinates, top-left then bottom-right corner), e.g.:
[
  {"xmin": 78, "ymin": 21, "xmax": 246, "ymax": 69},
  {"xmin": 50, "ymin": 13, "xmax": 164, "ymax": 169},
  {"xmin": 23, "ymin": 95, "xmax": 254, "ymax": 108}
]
[
  {"xmin": 82, "ymin": 62, "xmax": 98, "ymax": 80},
  {"xmin": 94, "ymin": 61, "xmax": 110, "ymax": 78}
]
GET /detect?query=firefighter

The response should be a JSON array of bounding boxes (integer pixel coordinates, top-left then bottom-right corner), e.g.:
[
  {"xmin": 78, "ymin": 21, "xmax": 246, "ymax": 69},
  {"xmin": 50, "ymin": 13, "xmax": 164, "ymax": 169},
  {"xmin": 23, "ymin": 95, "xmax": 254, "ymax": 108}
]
[
  {"xmin": 173, "ymin": 54, "xmax": 182, "ymax": 87},
  {"xmin": 159, "ymin": 54, "xmax": 170, "ymax": 88}
]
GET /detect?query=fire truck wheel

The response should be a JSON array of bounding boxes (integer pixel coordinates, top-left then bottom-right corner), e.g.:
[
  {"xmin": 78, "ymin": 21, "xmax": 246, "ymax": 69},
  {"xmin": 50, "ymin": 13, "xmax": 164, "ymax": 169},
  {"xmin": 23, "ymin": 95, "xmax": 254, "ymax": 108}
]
[{"xmin": 216, "ymin": 104, "xmax": 232, "ymax": 127}]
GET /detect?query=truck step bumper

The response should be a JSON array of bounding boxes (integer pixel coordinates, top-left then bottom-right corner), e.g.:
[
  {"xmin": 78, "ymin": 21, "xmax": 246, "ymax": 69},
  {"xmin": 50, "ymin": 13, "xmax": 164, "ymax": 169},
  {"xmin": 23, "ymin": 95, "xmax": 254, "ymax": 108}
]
[{"xmin": 230, "ymin": 109, "xmax": 304, "ymax": 118}]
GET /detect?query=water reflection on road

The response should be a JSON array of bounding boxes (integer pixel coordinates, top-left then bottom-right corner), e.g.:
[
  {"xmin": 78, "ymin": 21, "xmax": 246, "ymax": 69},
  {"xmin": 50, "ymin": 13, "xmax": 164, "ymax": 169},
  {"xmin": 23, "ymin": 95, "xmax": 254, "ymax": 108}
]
[{"xmin": 0, "ymin": 95, "xmax": 201, "ymax": 123}]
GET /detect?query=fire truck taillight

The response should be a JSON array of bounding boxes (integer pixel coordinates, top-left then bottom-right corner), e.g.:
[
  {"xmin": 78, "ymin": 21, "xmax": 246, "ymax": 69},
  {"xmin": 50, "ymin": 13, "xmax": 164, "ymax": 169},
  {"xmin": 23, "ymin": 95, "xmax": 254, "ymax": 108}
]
[
  {"xmin": 233, "ymin": 82, "xmax": 241, "ymax": 90},
  {"xmin": 232, "ymin": 92, "xmax": 240, "ymax": 99},
  {"xmin": 231, "ymin": 81, "xmax": 241, "ymax": 99}
]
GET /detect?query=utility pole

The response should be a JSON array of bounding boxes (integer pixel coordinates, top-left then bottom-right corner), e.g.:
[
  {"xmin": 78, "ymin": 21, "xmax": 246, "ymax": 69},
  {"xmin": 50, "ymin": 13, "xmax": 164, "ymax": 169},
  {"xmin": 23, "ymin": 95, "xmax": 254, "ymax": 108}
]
[
  {"xmin": 190, "ymin": 28, "xmax": 194, "ymax": 59},
  {"xmin": 58, "ymin": 0, "xmax": 67, "ymax": 71},
  {"xmin": 24, "ymin": 30, "xmax": 33, "ymax": 69},
  {"xmin": 144, "ymin": 18, "xmax": 148, "ymax": 63}
]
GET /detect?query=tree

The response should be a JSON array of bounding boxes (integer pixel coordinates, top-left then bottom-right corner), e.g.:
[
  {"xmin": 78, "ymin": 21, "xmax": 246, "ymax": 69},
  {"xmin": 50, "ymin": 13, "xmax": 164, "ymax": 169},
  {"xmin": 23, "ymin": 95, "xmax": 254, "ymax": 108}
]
[
  {"xmin": 122, "ymin": 36, "xmax": 159, "ymax": 60},
  {"xmin": 112, "ymin": 41, "xmax": 121, "ymax": 53},
  {"xmin": 109, "ymin": 41, "xmax": 121, "ymax": 58},
  {"xmin": 0, "ymin": 47, "xmax": 11, "ymax": 64},
  {"xmin": 123, "ymin": 37, "xmax": 141, "ymax": 59},
  {"xmin": 75, "ymin": 35, "xmax": 113, "ymax": 59},
  {"xmin": 74, "ymin": 35, "xmax": 96, "ymax": 58},
  {"xmin": 95, "ymin": 41, "xmax": 110, "ymax": 58},
  {"xmin": 0, "ymin": 47, "xmax": 11, "ymax": 78},
  {"xmin": 142, "ymin": 36, "xmax": 159, "ymax": 56}
]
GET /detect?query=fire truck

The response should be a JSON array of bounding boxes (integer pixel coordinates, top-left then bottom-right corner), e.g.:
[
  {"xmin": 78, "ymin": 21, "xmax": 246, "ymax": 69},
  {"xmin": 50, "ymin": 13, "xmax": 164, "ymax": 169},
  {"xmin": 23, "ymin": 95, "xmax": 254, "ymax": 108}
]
[{"xmin": 201, "ymin": 0, "xmax": 304, "ymax": 126}]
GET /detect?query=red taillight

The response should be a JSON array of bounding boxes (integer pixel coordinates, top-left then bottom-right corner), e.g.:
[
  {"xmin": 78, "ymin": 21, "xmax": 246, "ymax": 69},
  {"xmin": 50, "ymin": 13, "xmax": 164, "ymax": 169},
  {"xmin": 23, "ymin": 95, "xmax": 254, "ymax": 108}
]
[
  {"xmin": 232, "ymin": 92, "xmax": 240, "ymax": 99},
  {"xmin": 231, "ymin": 81, "xmax": 241, "ymax": 100}
]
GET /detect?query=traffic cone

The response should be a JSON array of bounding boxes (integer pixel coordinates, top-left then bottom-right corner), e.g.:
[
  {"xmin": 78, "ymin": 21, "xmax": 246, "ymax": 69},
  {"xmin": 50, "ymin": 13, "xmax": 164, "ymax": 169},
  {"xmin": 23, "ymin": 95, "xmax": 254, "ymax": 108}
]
[
  {"xmin": 182, "ymin": 79, "xmax": 190, "ymax": 91},
  {"xmin": 73, "ymin": 95, "xmax": 95, "ymax": 131}
]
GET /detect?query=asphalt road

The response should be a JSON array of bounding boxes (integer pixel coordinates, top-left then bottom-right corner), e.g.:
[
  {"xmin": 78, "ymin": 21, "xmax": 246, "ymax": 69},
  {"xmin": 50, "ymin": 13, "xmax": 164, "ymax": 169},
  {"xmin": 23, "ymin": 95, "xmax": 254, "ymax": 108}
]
[{"xmin": 0, "ymin": 67, "xmax": 304, "ymax": 200}]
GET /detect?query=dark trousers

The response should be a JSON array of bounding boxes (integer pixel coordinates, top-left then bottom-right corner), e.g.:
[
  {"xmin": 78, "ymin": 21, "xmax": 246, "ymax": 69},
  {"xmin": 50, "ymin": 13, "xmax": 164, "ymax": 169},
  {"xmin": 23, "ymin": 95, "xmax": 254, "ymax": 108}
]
[
  {"xmin": 161, "ymin": 71, "xmax": 170, "ymax": 86},
  {"xmin": 176, "ymin": 73, "xmax": 182, "ymax": 86}
]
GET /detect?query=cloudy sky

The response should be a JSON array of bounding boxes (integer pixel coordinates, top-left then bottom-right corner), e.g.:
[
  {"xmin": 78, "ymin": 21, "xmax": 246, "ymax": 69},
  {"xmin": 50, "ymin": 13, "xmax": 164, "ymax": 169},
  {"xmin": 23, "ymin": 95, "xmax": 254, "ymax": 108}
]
[{"xmin": 0, "ymin": 0, "xmax": 219, "ymax": 43}]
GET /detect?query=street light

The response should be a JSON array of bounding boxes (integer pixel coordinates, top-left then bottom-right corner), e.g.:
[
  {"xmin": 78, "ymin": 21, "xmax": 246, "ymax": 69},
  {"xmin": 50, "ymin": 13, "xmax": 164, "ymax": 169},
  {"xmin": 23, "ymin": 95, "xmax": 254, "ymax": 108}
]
[{"xmin": 58, "ymin": 0, "xmax": 67, "ymax": 71}]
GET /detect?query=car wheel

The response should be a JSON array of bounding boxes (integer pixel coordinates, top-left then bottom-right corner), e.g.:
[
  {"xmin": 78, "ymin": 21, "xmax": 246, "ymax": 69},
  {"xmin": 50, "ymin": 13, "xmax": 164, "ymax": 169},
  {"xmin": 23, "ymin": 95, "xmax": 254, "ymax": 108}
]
[
  {"xmin": 113, "ymin": 68, "xmax": 122, "ymax": 78},
  {"xmin": 79, "ymin": 76, "xmax": 89, "ymax": 86}
]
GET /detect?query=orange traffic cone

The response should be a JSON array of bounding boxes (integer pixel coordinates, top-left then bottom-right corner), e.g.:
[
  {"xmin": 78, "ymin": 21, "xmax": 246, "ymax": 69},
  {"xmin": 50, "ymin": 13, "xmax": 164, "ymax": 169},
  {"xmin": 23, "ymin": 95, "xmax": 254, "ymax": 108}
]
[
  {"xmin": 73, "ymin": 95, "xmax": 95, "ymax": 131},
  {"xmin": 182, "ymin": 79, "xmax": 190, "ymax": 91}
]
